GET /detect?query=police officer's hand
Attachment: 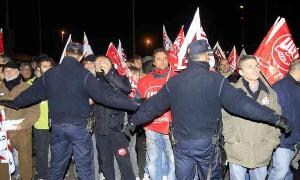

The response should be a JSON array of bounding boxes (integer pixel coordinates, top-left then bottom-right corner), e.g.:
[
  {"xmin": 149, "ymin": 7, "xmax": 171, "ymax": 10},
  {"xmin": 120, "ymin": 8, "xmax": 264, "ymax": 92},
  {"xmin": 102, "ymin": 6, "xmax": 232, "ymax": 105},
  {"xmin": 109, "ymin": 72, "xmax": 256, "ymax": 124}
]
[
  {"xmin": 125, "ymin": 122, "xmax": 136, "ymax": 137},
  {"xmin": 0, "ymin": 100, "xmax": 17, "ymax": 109},
  {"xmin": 275, "ymin": 115, "xmax": 293, "ymax": 133}
]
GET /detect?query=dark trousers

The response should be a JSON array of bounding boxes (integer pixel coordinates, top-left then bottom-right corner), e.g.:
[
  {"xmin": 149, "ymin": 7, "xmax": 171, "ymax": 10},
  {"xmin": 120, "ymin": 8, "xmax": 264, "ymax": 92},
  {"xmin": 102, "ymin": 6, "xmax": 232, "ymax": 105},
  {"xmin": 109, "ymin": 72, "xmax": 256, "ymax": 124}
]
[
  {"xmin": 174, "ymin": 137, "xmax": 222, "ymax": 180},
  {"xmin": 95, "ymin": 132, "xmax": 135, "ymax": 180},
  {"xmin": 34, "ymin": 128, "xmax": 50, "ymax": 179},
  {"xmin": 48, "ymin": 123, "xmax": 94, "ymax": 180}
]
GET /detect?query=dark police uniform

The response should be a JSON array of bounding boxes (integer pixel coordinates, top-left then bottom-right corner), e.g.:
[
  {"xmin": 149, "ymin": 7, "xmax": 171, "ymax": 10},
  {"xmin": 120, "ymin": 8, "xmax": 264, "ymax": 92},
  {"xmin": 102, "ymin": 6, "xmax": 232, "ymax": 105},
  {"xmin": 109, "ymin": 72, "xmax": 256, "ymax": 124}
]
[
  {"xmin": 8, "ymin": 52, "xmax": 138, "ymax": 180},
  {"xmin": 129, "ymin": 40, "xmax": 285, "ymax": 180}
]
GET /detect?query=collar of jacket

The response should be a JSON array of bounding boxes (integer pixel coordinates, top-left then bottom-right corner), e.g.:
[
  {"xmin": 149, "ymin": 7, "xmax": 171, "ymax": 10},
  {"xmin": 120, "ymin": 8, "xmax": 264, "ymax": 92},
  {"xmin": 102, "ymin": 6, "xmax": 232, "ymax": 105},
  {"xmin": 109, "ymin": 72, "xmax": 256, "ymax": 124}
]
[
  {"xmin": 62, "ymin": 56, "xmax": 82, "ymax": 67},
  {"xmin": 152, "ymin": 67, "xmax": 170, "ymax": 78},
  {"xmin": 3, "ymin": 75, "xmax": 22, "ymax": 91},
  {"xmin": 187, "ymin": 61, "xmax": 210, "ymax": 71},
  {"xmin": 286, "ymin": 73, "xmax": 300, "ymax": 86},
  {"xmin": 242, "ymin": 77, "xmax": 270, "ymax": 95}
]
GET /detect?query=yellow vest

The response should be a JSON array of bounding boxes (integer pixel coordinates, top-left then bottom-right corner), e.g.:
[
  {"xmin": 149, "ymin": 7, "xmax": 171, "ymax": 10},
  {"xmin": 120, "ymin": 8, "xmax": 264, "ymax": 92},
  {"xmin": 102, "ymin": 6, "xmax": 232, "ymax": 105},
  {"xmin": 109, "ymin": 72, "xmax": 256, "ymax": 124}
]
[{"xmin": 28, "ymin": 77, "xmax": 49, "ymax": 129}]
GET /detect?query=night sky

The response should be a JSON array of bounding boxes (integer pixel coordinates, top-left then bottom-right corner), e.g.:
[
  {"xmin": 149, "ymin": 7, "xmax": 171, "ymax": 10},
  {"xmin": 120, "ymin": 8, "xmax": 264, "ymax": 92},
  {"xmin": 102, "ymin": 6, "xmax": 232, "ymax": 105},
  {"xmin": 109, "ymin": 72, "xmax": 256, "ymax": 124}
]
[{"xmin": 1, "ymin": 0, "xmax": 300, "ymax": 61}]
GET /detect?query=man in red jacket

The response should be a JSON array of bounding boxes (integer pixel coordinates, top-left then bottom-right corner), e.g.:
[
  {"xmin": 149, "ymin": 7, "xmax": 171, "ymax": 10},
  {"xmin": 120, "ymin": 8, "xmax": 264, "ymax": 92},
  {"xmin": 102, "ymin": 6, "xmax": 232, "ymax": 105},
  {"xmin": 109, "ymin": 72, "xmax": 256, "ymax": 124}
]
[{"xmin": 137, "ymin": 48, "xmax": 176, "ymax": 180}]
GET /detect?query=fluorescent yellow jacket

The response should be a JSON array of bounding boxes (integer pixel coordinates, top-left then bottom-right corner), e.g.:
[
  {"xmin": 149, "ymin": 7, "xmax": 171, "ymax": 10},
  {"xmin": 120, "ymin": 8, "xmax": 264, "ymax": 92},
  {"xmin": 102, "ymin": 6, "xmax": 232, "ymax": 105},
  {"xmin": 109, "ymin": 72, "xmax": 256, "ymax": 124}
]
[{"xmin": 28, "ymin": 77, "xmax": 49, "ymax": 129}]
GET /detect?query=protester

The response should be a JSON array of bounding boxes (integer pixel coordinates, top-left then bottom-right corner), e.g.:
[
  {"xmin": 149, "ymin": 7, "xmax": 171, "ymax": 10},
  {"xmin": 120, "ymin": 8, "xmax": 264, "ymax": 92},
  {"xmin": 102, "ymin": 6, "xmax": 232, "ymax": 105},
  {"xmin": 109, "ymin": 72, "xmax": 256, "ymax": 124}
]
[
  {"xmin": 137, "ymin": 48, "xmax": 177, "ymax": 180},
  {"xmin": 222, "ymin": 55, "xmax": 281, "ymax": 180},
  {"xmin": 28, "ymin": 54, "xmax": 56, "ymax": 180},
  {"xmin": 0, "ymin": 61, "xmax": 40, "ymax": 180}
]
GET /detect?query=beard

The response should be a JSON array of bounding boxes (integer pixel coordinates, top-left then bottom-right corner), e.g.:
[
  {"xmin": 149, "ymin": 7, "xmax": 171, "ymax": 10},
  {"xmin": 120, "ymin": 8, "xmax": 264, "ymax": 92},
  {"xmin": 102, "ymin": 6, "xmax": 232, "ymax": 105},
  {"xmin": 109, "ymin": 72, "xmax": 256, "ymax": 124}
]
[{"xmin": 5, "ymin": 71, "xmax": 20, "ymax": 81}]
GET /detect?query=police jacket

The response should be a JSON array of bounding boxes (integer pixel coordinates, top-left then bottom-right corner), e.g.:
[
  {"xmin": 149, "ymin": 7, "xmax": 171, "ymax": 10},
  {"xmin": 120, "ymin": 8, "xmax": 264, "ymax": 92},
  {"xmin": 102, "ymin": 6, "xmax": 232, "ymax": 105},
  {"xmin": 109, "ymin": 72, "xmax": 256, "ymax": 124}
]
[
  {"xmin": 273, "ymin": 74, "xmax": 300, "ymax": 150},
  {"xmin": 12, "ymin": 56, "xmax": 138, "ymax": 125},
  {"xmin": 131, "ymin": 61, "xmax": 280, "ymax": 141},
  {"xmin": 94, "ymin": 68, "xmax": 131, "ymax": 135}
]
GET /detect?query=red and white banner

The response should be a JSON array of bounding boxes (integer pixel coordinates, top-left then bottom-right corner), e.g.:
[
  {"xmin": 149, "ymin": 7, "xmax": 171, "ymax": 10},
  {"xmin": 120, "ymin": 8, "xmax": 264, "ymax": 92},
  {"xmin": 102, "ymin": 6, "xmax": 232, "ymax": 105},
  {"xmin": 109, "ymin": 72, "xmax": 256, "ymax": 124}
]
[
  {"xmin": 167, "ymin": 25, "xmax": 185, "ymax": 69},
  {"xmin": 255, "ymin": 17, "xmax": 299, "ymax": 85},
  {"xmin": 83, "ymin": 32, "xmax": 94, "ymax": 57},
  {"xmin": 0, "ymin": 28, "xmax": 4, "ymax": 55},
  {"xmin": 59, "ymin": 34, "xmax": 72, "ymax": 64},
  {"xmin": 163, "ymin": 25, "xmax": 173, "ymax": 51},
  {"xmin": 213, "ymin": 41, "xmax": 226, "ymax": 62},
  {"xmin": 0, "ymin": 110, "xmax": 15, "ymax": 175},
  {"xmin": 228, "ymin": 46, "xmax": 239, "ymax": 71},
  {"xmin": 177, "ymin": 7, "xmax": 202, "ymax": 69},
  {"xmin": 106, "ymin": 43, "xmax": 137, "ymax": 97},
  {"xmin": 117, "ymin": 39, "xmax": 128, "ymax": 62}
]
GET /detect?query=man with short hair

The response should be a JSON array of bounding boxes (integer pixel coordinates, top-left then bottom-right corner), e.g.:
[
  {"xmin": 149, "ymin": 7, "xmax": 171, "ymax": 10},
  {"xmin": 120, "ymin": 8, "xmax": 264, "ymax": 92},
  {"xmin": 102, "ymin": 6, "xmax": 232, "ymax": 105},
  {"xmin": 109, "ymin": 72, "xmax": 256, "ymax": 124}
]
[
  {"xmin": 28, "ymin": 54, "xmax": 56, "ymax": 180},
  {"xmin": 218, "ymin": 58, "xmax": 232, "ymax": 78},
  {"xmin": 268, "ymin": 59, "xmax": 300, "ymax": 180},
  {"xmin": 126, "ymin": 40, "xmax": 292, "ymax": 179},
  {"xmin": 137, "ymin": 48, "xmax": 176, "ymax": 180},
  {"xmin": 0, "ymin": 42, "xmax": 139, "ymax": 180},
  {"xmin": 222, "ymin": 55, "xmax": 281, "ymax": 180}
]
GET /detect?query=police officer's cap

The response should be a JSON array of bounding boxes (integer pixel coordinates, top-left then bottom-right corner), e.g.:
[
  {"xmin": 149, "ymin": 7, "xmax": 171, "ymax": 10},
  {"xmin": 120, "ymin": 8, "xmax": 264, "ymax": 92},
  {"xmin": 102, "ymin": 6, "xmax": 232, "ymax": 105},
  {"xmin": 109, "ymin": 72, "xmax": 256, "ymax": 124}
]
[
  {"xmin": 66, "ymin": 42, "xmax": 84, "ymax": 55},
  {"xmin": 82, "ymin": 54, "xmax": 96, "ymax": 62},
  {"xmin": 188, "ymin": 40, "xmax": 210, "ymax": 56}
]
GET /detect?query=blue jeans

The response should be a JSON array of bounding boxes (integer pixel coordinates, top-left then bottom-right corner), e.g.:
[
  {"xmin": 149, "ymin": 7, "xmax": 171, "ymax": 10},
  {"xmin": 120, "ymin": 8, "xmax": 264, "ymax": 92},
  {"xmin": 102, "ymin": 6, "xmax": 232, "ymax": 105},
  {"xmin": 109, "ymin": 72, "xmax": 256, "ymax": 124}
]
[
  {"xmin": 145, "ymin": 129, "xmax": 175, "ymax": 180},
  {"xmin": 48, "ymin": 122, "xmax": 95, "ymax": 180},
  {"xmin": 229, "ymin": 163, "xmax": 267, "ymax": 180},
  {"xmin": 174, "ymin": 137, "xmax": 222, "ymax": 180},
  {"xmin": 268, "ymin": 147, "xmax": 294, "ymax": 180},
  {"xmin": 144, "ymin": 148, "xmax": 168, "ymax": 176}
]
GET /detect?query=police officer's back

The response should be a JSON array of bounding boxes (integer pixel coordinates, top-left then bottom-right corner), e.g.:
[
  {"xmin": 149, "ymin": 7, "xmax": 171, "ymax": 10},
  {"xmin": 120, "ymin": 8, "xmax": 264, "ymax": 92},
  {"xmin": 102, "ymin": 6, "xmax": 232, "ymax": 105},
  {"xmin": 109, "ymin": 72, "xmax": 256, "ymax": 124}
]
[
  {"xmin": 126, "ymin": 40, "xmax": 292, "ymax": 179},
  {"xmin": 0, "ymin": 42, "xmax": 138, "ymax": 180}
]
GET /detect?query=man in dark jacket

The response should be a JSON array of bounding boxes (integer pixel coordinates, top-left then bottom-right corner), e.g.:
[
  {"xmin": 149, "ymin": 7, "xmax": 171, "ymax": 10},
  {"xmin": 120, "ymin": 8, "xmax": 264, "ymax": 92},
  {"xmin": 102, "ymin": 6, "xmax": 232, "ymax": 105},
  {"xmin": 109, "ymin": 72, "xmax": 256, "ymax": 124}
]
[
  {"xmin": 268, "ymin": 59, "xmax": 300, "ymax": 180},
  {"xmin": 93, "ymin": 55, "xmax": 135, "ymax": 180},
  {"xmin": 125, "ymin": 40, "xmax": 292, "ymax": 179},
  {"xmin": 0, "ymin": 42, "xmax": 138, "ymax": 180}
]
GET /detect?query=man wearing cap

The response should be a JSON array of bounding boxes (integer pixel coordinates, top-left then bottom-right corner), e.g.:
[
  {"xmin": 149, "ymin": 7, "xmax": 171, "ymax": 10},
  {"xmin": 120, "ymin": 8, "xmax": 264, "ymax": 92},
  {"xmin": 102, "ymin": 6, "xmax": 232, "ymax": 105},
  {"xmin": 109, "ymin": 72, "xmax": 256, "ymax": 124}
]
[
  {"xmin": 125, "ymin": 40, "xmax": 292, "ymax": 179},
  {"xmin": 0, "ymin": 42, "xmax": 139, "ymax": 180},
  {"xmin": 0, "ymin": 61, "xmax": 40, "ymax": 180}
]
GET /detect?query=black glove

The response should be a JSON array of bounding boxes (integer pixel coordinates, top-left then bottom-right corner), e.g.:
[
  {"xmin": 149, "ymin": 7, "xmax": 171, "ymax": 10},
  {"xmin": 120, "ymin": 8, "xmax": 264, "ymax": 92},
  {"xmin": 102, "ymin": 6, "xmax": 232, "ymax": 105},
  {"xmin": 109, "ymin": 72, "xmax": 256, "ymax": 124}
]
[
  {"xmin": 275, "ymin": 115, "xmax": 292, "ymax": 133},
  {"xmin": 0, "ymin": 100, "xmax": 17, "ymax": 109},
  {"xmin": 125, "ymin": 122, "xmax": 136, "ymax": 137}
]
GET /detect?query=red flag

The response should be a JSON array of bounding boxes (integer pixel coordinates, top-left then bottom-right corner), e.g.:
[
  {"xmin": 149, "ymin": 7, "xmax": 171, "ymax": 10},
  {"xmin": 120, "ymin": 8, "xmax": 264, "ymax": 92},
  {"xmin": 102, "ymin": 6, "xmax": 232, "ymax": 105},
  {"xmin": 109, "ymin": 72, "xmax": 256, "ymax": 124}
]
[
  {"xmin": 228, "ymin": 46, "xmax": 239, "ymax": 71},
  {"xmin": 255, "ymin": 17, "xmax": 299, "ymax": 85},
  {"xmin": 0, "ymin": 28, "xmax": 4, "ymax": 55},
  {"xmin": 106, "ymin": 43, "xmax": 137, "ymax": 96},
  {"xmin": 167, "ymin": 26, "xmax": 185, "ymax": 69}
]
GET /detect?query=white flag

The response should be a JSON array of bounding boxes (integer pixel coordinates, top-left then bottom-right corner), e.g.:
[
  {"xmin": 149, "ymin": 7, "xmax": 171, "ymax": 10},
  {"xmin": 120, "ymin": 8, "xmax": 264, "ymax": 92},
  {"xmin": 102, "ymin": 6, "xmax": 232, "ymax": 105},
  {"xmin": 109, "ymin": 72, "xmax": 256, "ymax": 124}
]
[
  {"xmin": 83, "ymin": 32, "xmax": 94, "ymax": 57},
  {"xmin": 59, "ymin": 34, "xmax": 72, "ymax": 64},
  {"xmin": 177, "ymin": 7, "xmax": 202, "ymax": 69},
  {"xmin": 240, "ymin": 48, "xmax": 247, "ymax": 57},
  {"xmin": 117, "ymin": 39, "xmax": 128, "ymax": 62},
  {"xmin": 163, "ymin": 25, "xmax": 173, "ymax": 51}
]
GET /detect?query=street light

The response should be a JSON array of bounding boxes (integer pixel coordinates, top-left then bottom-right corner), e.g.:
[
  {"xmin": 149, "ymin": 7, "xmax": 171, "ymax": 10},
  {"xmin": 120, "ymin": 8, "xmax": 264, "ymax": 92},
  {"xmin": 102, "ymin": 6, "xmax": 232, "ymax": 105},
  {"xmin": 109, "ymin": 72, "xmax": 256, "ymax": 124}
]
[
  {"xmin": 145, "ymin": 38, "xmax": 151, "ymax": 55},
  {"xmin": 61, "ymin": 30, "xmax": 65, "ymax": 45}
]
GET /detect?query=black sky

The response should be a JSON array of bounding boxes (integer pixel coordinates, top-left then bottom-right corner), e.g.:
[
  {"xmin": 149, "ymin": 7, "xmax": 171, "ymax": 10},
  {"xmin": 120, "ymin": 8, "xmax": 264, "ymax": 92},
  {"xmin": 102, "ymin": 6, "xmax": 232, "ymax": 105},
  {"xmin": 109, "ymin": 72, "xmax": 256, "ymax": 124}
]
[{"xmin": 1, "ymin": 0, "xmax": 300, "ymax": 60}]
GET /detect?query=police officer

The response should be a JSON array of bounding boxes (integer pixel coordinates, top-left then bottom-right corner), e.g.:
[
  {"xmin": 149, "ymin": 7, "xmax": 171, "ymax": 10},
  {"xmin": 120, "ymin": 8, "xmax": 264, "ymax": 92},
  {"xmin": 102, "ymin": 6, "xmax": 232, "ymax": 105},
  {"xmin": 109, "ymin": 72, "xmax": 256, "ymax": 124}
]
[
  {"xmin": 0, "ymin": 42, "xmax": 138, "ymax": 180},
  {"xmin": 125, "ymin": 40, "xmax": 292, "ymax": 180}
]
